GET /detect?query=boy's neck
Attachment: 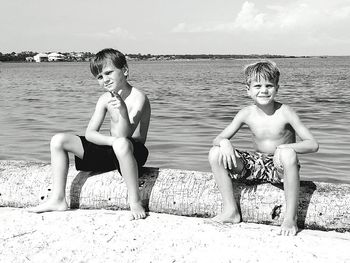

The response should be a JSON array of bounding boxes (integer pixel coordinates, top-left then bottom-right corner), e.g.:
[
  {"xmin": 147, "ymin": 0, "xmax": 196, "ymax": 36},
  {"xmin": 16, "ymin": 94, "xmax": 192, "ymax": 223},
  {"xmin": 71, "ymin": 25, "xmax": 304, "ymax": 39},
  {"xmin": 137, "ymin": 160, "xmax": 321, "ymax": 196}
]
[
  {"xmin": 255, "ymin": 101, "xmax": 277, "ymax": 115},
  {"xmin": 117, "ymin": 82, "xmax": 133, "ymax": 100}
]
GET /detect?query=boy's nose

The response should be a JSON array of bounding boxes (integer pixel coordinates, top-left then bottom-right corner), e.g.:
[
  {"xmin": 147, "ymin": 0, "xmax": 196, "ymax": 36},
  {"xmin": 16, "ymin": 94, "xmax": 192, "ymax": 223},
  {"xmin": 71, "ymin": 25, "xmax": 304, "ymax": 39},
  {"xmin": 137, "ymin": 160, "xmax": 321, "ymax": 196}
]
[
  {"xmin": 103, "ymin": 76, "xmax": 110, "ymax": 83},
  {"xmin": 261, "ymin": 86, "xmax": 268, "ymax": 92}
]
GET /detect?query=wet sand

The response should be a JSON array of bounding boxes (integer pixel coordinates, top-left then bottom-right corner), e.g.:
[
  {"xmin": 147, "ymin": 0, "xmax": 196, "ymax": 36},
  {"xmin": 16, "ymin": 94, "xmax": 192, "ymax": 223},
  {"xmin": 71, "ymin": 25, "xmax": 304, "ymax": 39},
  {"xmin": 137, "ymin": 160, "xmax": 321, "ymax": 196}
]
[{"xmin": 1, "ymin": 208, "xmax": 349, "ymax": 263}]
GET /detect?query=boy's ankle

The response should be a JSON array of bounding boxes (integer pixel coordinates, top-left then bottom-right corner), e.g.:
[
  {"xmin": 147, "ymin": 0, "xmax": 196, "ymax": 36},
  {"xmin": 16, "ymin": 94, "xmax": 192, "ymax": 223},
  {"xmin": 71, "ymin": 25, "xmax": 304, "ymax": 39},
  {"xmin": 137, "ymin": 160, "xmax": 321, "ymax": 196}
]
[{"xmin": 129, "ymin": 200, "xmax": 143, "ymax": 206}]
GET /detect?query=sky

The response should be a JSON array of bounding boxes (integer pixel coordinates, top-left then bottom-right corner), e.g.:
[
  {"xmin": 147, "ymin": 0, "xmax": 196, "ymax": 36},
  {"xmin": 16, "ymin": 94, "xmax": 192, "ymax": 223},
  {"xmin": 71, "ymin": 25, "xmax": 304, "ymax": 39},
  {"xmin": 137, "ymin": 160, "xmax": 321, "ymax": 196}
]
[{"xmin": 1, "ymin": 0, "xmax": 350, "ymax": 56}]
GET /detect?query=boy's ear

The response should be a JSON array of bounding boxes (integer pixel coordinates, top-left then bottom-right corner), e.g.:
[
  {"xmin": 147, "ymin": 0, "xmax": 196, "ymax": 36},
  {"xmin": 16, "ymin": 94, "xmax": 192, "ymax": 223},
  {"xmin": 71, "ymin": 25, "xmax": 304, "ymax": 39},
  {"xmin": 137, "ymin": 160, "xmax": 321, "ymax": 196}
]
[
  {"xmin": 245, "ymin": 85, "xmax": 250, "ymax": 95},
  {"xmin": 123, "ymin": 66, "xmax": 129, "ymax": 77}
]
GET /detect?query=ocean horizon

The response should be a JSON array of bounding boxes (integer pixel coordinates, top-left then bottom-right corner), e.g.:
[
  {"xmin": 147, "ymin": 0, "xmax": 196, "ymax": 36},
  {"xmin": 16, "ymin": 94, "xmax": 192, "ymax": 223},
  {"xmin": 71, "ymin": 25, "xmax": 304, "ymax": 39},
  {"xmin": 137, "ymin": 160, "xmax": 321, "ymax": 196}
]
[{"xmin": 1, "ymin": 57, "xmax": 349, "ymax": 184}]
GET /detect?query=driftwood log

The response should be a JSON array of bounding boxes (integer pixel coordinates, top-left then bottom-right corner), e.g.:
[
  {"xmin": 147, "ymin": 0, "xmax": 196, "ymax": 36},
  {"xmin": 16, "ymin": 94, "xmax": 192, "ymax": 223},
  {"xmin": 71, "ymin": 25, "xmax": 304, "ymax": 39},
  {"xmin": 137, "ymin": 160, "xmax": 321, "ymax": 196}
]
[{"xmin": 0, "ymin": 160, "xmax": 349, "ymax": 232}]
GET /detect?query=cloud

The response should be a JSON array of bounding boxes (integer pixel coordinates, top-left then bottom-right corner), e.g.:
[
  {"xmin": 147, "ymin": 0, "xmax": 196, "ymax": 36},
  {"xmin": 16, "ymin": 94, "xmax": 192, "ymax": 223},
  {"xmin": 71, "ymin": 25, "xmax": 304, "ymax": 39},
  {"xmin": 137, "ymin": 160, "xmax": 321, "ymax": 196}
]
[
  {"xmin": 94, "ymin": 27, "xmax": 136, "ymax": 39},
  {"xmin": 172, "ymin": 0, "xmax": 350, "ymax": 33},
  {"xmin": 234, "ymin": 2, "xmax": 269, "ymax": 30},
  {"xmin": 172, "ymin": 22, "xmax": 219, "ymax": 33}
]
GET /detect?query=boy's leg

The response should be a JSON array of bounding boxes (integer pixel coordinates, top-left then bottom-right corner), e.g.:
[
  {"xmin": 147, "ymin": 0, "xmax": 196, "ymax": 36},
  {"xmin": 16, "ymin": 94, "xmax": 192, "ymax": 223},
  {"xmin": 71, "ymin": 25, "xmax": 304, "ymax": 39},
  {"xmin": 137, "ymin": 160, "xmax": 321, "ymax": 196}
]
[
  {"xmin": 112, "ymin": 137, "xmax": 146, "ymax": 220},
  {"xmin": 208, "ymin": 146, "xmax": 243, "ymax": 223},
  {"xmin": 277, "ymin": 148, "xmax": 300, "ymax": 236},
  {"xmin": 29, "ymin": 133, "xmax": 84, "ymax": 213}
]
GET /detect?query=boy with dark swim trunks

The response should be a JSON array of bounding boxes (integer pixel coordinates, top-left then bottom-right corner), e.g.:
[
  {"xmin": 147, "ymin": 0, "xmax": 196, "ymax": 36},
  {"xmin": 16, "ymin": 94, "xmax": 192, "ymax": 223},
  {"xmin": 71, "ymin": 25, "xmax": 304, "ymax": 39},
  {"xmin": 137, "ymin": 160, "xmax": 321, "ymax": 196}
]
[
  {"xmin": 208, "ymin": 60, "xmax": 319, "ymax": 235},
  {"xmin": 29, "ymin": 48, "xmax": 151, "ymax": 220}
]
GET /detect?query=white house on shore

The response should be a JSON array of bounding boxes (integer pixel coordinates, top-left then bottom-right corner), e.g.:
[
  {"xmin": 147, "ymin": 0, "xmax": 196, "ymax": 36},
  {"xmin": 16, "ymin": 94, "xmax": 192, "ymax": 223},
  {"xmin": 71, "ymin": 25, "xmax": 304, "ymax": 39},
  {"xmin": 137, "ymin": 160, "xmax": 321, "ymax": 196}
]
[
  {"xmin": 48, "ymin": 52, "xmax": 66, "ymax": 62},
  {"xmin": 33, "ymin": 53, "xmax": 48, "ymax": 62}
]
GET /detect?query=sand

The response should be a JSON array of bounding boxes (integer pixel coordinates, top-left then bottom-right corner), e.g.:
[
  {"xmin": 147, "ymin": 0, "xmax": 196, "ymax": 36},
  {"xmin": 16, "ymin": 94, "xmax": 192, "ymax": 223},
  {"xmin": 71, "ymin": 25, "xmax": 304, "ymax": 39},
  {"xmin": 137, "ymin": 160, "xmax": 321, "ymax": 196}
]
[{"xmin": 1, "ymin": 207, "xmax": 349, "ymax": 263}]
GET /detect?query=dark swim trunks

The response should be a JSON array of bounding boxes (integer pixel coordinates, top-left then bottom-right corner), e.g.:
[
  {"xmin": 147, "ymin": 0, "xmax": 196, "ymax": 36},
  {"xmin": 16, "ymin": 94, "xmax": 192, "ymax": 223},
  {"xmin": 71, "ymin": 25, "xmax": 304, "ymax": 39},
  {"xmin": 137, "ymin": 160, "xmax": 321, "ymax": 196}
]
[
  {"xmin": 228, "ymin": 149, "xmax": 300, "ymax": 184},
  {"xmin": 75, "ymin": 136, "xmax": 148, "ymax": 173}
]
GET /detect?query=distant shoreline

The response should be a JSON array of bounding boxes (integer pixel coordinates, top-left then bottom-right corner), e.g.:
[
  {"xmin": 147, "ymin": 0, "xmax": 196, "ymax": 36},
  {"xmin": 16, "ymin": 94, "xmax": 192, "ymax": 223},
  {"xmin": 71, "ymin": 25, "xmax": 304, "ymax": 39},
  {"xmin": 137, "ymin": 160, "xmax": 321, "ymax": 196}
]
[
  {"xmin": 2, "ymin": 51, "xmax": 348, "ymax": 63},
  {"xmin": 0, "ymin": 54, "xmax": 335, "ymax": 63},
  {"xmin": 2, "ymin": 53, "xmax": 349, "ymax": 63}
]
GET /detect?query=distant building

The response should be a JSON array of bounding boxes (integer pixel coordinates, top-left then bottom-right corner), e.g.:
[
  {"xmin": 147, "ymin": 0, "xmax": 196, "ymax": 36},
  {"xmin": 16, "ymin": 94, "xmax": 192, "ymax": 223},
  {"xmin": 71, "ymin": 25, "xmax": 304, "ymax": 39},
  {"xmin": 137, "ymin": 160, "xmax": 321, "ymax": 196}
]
[
  {"xmin": 33, "ymin": 53, "xmax": 48, "ymax": 62},
  {"xmin": 48, "ymin": 52, "xmax": 66, "ymax": 62},
  {"xmin": 70, "ymin": 52, "xmax": 84, "ymax": 61},
  {"xmin": 25, "ymin": 57, "xmax": 34, "ymax": 62}
]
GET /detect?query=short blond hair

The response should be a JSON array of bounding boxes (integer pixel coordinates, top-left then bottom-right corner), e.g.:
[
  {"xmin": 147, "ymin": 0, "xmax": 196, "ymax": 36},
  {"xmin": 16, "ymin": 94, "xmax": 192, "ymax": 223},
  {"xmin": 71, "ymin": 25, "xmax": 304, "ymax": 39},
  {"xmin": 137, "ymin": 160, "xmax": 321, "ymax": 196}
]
[{"xmin": 244, "ymin": 60, "xmax": 280, "ymax": 86}]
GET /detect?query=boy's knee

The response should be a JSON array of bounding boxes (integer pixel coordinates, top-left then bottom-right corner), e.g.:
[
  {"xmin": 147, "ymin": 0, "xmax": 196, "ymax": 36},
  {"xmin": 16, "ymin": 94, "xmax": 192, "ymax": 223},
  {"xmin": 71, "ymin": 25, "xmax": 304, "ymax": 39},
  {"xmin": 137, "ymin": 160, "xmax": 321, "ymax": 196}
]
[
  {"xmin": 208, "ymin": 146, "xmax": 220, "ymax": 164},
  {"xmin": 112, "ymin": 137, "xmax": 133, "ymax": 157},
  {"xmin": 50, "ymin": 133, "xmax": 68, "ymax": 149},
  {"xmin": 279, "ymin": 148, "xmax": 298, "ymax": 167}
]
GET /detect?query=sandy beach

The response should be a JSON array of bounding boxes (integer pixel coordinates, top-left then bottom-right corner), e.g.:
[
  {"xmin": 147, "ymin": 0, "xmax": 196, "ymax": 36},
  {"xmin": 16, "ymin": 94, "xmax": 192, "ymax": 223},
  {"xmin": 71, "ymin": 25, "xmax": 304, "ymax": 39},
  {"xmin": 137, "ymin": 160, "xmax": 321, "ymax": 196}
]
[{"xmin": 1, "ymin": 207, "xmax": 349, "ymax": 263}]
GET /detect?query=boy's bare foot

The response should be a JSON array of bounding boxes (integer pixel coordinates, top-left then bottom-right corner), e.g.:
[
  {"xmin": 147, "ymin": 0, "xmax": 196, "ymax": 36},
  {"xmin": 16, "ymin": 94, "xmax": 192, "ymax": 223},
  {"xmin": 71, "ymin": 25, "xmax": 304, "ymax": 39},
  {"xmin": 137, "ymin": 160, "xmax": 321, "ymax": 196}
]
[
  {"xmin": 129, "ymin": 201, "xmax": 147, "ymax": 220},
  {"xmin": 278, "ymin": 219, "xmax": 298, "ymax": 236},
  {"xmin": 211, "ymin": 210, "xmax": 241, "ymax": 224},
  {"xmin": 27, "ymin": 199, "xmax": 68, "ymax": 213}
]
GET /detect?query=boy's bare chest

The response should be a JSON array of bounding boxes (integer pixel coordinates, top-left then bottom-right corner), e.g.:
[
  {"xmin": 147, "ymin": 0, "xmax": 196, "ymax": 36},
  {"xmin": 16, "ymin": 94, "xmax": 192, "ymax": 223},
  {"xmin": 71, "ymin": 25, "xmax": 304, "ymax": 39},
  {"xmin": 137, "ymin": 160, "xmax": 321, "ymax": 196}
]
[{"xmin": 246, "ymin": 113, "xmax": 290, "ymax": 139}]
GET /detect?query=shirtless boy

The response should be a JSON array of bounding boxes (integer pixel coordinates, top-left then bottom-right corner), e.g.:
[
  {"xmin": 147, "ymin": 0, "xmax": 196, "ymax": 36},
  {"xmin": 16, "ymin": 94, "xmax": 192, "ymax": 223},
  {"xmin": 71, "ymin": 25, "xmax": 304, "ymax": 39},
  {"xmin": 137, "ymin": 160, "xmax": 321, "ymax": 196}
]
[
  {"xmin": 208, "ymin": 60, "xmax": 319, "ymax": 235},
  {"xmin": 30, "ymin": 48, "xmax": 151, "ymax": 220}
]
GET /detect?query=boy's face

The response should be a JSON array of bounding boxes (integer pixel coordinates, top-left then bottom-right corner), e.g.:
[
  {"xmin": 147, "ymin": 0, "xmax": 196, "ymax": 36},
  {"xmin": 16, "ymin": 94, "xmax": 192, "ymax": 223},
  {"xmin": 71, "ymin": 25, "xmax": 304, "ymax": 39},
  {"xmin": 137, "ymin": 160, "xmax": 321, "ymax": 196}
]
[
  {"xmin": 95, "ymin": 59, "xmax": 128, "ymax": 93},
  {"xmin": 246, "ymin": 78, "xmax": 279, "ymax": 106}
]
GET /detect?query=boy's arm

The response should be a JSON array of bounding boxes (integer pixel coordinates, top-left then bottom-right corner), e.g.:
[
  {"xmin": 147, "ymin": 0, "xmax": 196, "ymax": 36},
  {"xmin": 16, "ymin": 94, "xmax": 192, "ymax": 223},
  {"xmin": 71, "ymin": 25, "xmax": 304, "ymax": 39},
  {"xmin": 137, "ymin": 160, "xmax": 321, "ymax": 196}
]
[
  {"xmin": 109, "ymin": 92, "xmax": 132, "ymax": 138},
  {"xmin": 213, "ymin": 108, "xmax": 246, "ymax": 146},
  {"xmin": 85, "ymin": 95, "xmax": 115, "ymax": 146},
  {"xmin": 279, "ymin": 106, "xmax": 319, "ymax": 153},
  {"xmin": 110, "ymin": 92, "xmax": 147, "ymax": 138},
  {"xmin": 213, "ymin": 109, "xmax": 247, "ymax": 170}
]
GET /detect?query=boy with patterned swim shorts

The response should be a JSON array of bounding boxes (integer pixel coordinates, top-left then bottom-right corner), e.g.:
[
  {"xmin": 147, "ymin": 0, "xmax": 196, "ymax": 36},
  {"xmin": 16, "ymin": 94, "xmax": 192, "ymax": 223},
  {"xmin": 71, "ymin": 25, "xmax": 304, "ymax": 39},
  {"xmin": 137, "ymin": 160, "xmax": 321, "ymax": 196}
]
[{"xmin": 208, "ymin": 60, "xmax": 319, "ymax": 235}]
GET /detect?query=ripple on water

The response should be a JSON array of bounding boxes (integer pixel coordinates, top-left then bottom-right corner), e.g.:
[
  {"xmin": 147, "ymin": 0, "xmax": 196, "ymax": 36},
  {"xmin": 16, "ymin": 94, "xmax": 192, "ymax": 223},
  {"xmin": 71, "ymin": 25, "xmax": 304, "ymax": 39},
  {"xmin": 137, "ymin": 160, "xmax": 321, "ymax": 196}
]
[{"xmin": 1, "ymin": 58, "xmax": 350, "ymax": 183}]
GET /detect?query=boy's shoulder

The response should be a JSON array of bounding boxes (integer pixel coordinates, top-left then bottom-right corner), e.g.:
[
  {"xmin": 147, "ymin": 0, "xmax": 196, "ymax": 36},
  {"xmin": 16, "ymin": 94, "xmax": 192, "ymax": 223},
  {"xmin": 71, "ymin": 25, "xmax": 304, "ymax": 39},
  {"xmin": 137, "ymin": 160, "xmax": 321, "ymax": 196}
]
[
  {"xmin": 132, "ymin": 86, "xmax": 149, "ymax": 100},
  {"xmin": 237, "ymin": 102, "xmax": 297, "ymax": 118},
  {"xmin": 130, "ymin": 87, "xmax": 150, "ymax": 108},
  {"xmin": 233, "ymin": 105, "xmax": 255, "ymax": 122},
  {"xmin": 238, "ymin": 104, "xmax": 256, "ymax": 115},
  {"xmin": 242, "ymin": 102, "xmax": 296, "ymax": 113},
  {"xmin": 96, "ymin": 92, "xmax": 113, "ymax": 105},
  {"xmin": 276, "ymin": 103, "xmax": 297, "ymax": 115},
  {"xmin": 96, "ymin": 87, "xmax": 148, "ymax": 103}
]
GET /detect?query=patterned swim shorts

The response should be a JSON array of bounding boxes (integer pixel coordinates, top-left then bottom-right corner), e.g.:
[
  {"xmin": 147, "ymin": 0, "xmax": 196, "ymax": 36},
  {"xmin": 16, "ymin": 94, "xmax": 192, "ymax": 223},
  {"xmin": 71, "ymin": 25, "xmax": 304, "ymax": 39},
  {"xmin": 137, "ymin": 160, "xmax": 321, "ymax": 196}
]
[{"xmin": 228, "ymin": 149, "xmax": 299, "ymax": 184}]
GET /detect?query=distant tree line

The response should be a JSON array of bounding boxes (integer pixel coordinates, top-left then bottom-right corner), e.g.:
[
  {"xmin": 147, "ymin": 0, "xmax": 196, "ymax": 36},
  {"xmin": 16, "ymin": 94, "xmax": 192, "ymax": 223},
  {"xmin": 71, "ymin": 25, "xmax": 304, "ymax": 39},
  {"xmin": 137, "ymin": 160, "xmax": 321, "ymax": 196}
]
[
  {"xmin": 0, "ymin": 51, "xmax": 37, "ymax": 62},
  {"xmin": 0, "ymin": 51, "xmax": 307, "ymax": 62},
  {"xmin": 126, "ymin": 53, "xmax": 305, "ymax": 60},
  {"xmin": 0, "ymin": 51, "xmax": 94, "ymax": 62}
]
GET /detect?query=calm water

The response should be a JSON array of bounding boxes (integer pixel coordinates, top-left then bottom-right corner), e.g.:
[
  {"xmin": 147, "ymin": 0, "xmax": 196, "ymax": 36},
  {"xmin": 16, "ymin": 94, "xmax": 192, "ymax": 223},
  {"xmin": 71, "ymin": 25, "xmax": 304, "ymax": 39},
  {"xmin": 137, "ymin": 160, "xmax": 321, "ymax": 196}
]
[{"xmin": 0, "ymin": 58, "xmax": 349, "ymax": 184}]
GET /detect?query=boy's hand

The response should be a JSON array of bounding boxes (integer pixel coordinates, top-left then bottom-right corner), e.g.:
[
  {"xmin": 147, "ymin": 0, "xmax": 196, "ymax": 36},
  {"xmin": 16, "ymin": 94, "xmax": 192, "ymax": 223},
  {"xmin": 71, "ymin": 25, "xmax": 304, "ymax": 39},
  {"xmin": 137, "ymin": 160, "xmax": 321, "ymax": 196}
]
[
  {"xmin": 218, "ymin": 139, "xmax": 238, "ymax": 170},
  {"xmin": 273, "ymin": 144, "xmax": 288, "ymax": 166},
  {"xmin": 108, "ymin": 92, "xmax": 127, "ymax": 115}
]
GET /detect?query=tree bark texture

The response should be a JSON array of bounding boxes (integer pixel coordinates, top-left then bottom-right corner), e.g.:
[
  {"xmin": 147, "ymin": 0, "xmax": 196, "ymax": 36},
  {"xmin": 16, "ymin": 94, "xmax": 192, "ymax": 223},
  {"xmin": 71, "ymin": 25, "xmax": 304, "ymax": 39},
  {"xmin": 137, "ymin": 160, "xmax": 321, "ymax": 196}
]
[{"xmin": 0, "ymin": 160, "xmax": 349, "ymax": 232}]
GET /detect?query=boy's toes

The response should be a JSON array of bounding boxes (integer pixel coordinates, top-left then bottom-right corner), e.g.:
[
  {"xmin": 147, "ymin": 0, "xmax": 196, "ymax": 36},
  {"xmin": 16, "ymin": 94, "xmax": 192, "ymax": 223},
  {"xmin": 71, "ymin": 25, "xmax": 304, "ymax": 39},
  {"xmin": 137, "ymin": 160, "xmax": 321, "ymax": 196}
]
[
  {"xmin": 277, "ymin": 229, "xmax": 287, "ymax": 236},
  {"xmin": 129, "ymin": 211, "xmax": 147, "ymax": 221},
  {"xmin": 278, "ymin": 226, "xmax": 298, "ymax": 236},
  {"xmin": 137, "ymin": 211, "xmax": 147, "ymax": 219},
  {"xmin": 279, "ymin": 219, "xmax": 298, "ymax": 236},
  {"xmin": 129, "ymin": 202, "xmax": 146, "ymax": 220}
]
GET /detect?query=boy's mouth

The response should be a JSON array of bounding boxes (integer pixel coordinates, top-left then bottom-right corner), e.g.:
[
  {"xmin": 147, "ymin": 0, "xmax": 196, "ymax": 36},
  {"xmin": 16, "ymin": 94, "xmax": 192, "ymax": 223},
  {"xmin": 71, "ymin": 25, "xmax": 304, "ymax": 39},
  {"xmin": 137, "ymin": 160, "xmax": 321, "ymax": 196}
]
[{"xmin": 104, "ymin": 84, "xmax": 115, "ymax": 92}]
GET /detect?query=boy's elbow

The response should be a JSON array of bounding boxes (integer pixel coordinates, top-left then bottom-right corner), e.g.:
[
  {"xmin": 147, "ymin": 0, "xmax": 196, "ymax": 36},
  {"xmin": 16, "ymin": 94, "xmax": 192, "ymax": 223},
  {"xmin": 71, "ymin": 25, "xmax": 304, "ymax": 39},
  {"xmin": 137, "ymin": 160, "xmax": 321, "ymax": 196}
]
[
  {"xmin": 311, "ymin": 140, "xmax": 319, "ymax": 152},
  {"xmin": 212, "ymin": 136, "xmax": 222, "ymax": 146},
  {"xmin": 85, "ymin": 130, "xmax": 93, "ymax": 141}
]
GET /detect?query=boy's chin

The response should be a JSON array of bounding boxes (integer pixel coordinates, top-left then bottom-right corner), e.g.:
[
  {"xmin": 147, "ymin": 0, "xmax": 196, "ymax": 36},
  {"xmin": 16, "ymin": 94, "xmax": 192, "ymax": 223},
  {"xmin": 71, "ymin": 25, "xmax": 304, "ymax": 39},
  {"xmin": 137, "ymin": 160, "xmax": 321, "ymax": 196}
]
[
  {"xmin": 104, "ymin": 87, "xmax": 117, "ymax": 93},
  {"xmin": 256, "ymin": 99, "xmax": 274, "ymax": 106}
]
